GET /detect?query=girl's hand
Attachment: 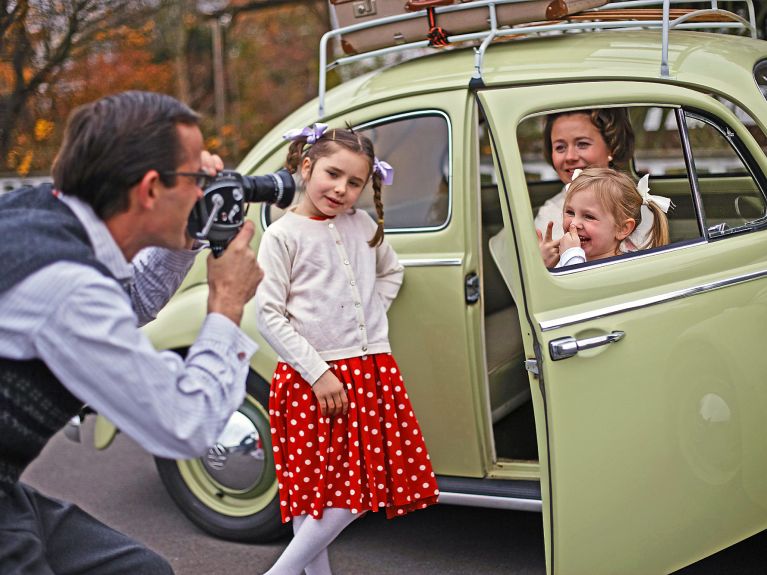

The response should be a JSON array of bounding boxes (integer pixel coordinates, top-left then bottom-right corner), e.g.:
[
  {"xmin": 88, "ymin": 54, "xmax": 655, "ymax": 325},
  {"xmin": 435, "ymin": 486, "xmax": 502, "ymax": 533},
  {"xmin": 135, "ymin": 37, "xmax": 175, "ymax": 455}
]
[
  {"xmin": 537, "ymin": 221, "xmax": 559, "ymax": 268},
  {"xmin": 560, "ymin": 224, "xmax": 581, "ymax": 252},
  {"xmin": 312, "ymin": 370, "xmax": 348, "ymax": 417}
]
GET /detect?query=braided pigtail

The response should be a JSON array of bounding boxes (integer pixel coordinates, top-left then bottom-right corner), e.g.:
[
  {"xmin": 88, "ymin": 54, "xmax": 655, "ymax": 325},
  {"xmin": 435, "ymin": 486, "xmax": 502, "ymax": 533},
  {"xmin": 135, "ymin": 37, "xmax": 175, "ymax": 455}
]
[
  {"xmin": 285, "ymin": 140, "xmax": 306, "ymax": 174},
  {"xmin": 368, "ymin": 170, "xmax": 385, "ymax": 247}
]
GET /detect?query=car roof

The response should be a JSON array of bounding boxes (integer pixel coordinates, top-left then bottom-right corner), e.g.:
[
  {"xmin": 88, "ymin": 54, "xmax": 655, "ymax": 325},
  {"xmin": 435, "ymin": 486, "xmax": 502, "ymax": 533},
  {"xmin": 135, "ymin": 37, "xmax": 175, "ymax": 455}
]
[
  {"xmin": 355, "ymin": 30, "xmax": 767, "ymax": 100},
  {"xmin": 241, "ymin": 29, "xmax": 767, "ymax": 170}
]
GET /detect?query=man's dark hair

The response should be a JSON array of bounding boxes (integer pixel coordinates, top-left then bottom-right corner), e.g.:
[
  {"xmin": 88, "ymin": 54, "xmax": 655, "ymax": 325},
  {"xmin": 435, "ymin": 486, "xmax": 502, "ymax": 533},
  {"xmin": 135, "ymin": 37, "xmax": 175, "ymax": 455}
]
[{"xmin": 52, "ymin": 91, "xmax": 201, "ymax": 219}]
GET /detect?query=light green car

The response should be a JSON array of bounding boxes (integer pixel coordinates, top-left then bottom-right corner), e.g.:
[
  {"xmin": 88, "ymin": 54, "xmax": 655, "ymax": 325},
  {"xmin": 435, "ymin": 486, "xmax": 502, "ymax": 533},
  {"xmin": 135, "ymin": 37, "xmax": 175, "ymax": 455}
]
[{"xmin": 96, "ymin": 2, "xmax": 767, "ymax": 573}]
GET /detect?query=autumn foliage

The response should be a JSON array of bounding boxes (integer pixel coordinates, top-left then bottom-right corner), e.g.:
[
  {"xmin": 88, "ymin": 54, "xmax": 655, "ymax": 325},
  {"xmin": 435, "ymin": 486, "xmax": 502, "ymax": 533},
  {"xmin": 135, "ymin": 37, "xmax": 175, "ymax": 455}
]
[{"xmin": 1, "ymin": 0, "xmax": 328, "ymax": 176}]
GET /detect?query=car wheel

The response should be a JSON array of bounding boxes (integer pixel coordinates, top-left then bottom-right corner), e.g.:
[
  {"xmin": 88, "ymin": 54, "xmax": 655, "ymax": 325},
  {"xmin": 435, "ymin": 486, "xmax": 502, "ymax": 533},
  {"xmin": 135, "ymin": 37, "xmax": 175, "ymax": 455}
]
[{"xmin": 154, "ymin": 370, "xmax": 289, "ymax": 542}]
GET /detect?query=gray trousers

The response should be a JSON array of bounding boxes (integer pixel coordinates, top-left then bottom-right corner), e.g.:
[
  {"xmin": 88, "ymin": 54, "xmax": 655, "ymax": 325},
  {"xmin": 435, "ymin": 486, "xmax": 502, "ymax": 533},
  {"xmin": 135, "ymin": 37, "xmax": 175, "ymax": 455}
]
[{"xmin": 0, "ymin": 482, "xmax": 173, "ymax": 575}]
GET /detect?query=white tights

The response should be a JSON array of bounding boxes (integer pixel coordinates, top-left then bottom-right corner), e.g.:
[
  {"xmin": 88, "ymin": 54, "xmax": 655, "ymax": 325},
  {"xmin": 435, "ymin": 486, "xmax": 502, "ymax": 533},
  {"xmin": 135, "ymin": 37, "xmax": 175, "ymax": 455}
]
[{"xmin": 264, "ymin": 508, "xmax": 359, "ymax": 575}]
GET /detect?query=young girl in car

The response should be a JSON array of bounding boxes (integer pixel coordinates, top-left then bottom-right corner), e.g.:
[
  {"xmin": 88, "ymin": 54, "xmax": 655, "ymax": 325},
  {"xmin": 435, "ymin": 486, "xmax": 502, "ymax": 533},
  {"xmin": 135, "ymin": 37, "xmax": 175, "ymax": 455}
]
[
  {"xmin": 555, "ymin": 167, "xmax": 672, "ymax": 268},
  {"xmin": 255, "ymin": 124, "xmax": 439, "ymax": 575}
]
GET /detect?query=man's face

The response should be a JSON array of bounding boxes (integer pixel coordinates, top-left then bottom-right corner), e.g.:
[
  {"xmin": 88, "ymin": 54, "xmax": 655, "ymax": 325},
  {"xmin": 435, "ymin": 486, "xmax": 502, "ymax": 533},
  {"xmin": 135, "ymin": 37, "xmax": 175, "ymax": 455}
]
[{"xmin": 151, "ymin": 123, "xmax": 205, "ymax": 251}]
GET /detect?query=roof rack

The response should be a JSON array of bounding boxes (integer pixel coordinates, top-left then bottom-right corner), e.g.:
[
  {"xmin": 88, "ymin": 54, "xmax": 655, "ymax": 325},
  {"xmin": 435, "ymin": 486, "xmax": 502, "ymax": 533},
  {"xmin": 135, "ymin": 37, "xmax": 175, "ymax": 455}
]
[{"xmin": 318, "ymin": 0, "xmax": 757, "ymax": 117}]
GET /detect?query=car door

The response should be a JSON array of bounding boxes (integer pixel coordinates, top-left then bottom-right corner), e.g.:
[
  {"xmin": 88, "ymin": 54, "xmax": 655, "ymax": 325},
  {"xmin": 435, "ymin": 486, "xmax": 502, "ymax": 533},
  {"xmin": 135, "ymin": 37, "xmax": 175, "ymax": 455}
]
[
  {"xmin": 479, "ymin": 82, "xmax": 767, "ymax": 574},
  {"xmin": 255, "ymin": 92, "xmax": 493, "ymax": 479}
]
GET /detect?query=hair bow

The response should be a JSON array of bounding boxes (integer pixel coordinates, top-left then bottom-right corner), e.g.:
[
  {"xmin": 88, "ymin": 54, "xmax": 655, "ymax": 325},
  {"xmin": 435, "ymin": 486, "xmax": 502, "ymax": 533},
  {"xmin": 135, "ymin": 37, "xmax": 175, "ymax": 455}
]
[
  {"xmin": 563, "ymin": 168, "xmax": 583, "ymax": 193},
  {"xmin": 282, "ymin": 122, "xmax": 328, "ymax": 144},
  {"xmin": 637, "ymin": 174, "xmax": 674, "ymax": 213},
  {"xmin": 373, "ymin": 158, "xmax": 394, "ymax": 186}
]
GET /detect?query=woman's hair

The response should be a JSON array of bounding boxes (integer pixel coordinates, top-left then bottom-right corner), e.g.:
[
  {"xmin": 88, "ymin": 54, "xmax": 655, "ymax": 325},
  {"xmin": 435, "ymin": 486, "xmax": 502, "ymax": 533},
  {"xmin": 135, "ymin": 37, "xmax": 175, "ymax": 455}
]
[
  {"xmin": 52, "ymin": 91, "xmax": 200, "ymax": 219},
  {"xmin": 564, "ymin": 167, "xmax": 669, "ymax": 249},
  {"xmin": 285, "ymin": 127, "xmax": 384, "ymax": 247},
  {"xmin": 543, "ymin": 108, "xmax": 635, "ymax": 170}
]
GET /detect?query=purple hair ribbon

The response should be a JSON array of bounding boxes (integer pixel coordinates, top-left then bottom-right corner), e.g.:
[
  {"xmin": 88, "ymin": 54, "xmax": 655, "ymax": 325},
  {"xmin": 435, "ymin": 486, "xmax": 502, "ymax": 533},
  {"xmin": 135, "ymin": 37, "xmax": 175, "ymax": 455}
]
[
  {"xmin": 373, "ymin": 158, "xmax": 394, "ymax": 186},
  {"xmin": 282, "ymin": 123, "xmax": 329, "ymax": 144}
]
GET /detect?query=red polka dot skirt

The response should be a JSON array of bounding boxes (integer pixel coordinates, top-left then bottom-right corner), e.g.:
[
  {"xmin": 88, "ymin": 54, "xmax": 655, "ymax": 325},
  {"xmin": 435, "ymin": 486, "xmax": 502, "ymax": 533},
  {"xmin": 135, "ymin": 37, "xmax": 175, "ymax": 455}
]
[{"xmin": 269, "ymin": 353, "xmax": 439, "ymax": 522}]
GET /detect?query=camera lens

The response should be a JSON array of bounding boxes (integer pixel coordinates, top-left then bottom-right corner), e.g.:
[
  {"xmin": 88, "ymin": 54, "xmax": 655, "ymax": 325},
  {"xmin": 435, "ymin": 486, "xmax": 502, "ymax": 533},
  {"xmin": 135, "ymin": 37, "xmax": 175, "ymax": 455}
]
[{"xmin": 242, "ymin": 168, "xmax": 295, "ymax": 208}]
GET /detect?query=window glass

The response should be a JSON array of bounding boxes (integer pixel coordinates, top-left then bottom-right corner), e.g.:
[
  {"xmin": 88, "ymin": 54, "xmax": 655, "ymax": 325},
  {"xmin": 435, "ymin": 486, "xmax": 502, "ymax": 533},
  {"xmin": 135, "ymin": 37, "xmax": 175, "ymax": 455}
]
[
  {"xmin": 684, "ymin": 111, "xmax": 767, "ymax": 237},
  {"xmin": 632, "ymin": 107, "xmax": 697, "ymax": 242},
  {"xmin": 517, "ymin": 106, "xmax": 702, "ymax": 263},
  {"xmin": 267, "ymin": 113, "xmax": 450, "ymax": 230}
]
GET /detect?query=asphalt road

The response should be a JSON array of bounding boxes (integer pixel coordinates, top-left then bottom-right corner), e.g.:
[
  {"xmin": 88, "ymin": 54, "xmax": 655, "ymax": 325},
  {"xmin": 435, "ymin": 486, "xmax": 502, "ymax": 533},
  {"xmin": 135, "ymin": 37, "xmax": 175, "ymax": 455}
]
[{"xmin": 20, "ymin": 422, "xmax": 767, "ymax": 575}]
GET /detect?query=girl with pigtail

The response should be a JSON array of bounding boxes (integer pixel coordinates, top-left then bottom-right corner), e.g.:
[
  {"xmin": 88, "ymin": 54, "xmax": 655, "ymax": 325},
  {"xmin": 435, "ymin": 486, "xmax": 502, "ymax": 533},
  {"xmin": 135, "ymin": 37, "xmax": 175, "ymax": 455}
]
[
  {"xmin": 256, "ymin": 123, "xmax": 438, "ymax": 575},
  {"xmin": 556, "ymin": 167, "xmax": 672, "ymax": 268}
]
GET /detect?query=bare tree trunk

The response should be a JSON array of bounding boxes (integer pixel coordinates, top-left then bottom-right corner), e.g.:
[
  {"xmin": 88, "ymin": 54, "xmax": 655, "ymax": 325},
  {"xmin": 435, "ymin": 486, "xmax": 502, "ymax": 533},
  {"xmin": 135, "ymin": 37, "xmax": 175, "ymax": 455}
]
[{"xmin": 169, "ymin": 0, "xmax": 192, "ymax": 102}]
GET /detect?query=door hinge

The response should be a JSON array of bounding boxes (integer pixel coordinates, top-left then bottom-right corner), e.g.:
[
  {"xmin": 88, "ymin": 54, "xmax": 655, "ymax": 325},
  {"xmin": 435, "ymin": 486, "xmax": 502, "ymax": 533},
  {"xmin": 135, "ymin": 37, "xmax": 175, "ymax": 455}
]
[
  {"xmin": 465, "ymin": 272, "xmax": 480, "ymax": 304},
  {"xmin": 524, "ymin": 358, "xmax": 539, "ymax": 376}
]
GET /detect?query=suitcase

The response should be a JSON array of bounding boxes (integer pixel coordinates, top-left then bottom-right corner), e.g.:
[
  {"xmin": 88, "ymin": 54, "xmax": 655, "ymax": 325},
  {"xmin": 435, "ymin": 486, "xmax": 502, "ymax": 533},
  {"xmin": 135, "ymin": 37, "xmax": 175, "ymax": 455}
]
[{"xmin": 329, "ymin": 0, "xmax": 608, "ymax": 55}]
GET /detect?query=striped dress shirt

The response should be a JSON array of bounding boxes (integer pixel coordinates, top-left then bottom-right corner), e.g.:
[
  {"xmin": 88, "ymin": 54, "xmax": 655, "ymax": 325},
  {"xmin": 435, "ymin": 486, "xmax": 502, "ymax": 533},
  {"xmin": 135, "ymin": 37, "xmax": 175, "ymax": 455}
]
[{"xmin": 0, "ymin": 193, "xmax": 257, "ymax": 459}]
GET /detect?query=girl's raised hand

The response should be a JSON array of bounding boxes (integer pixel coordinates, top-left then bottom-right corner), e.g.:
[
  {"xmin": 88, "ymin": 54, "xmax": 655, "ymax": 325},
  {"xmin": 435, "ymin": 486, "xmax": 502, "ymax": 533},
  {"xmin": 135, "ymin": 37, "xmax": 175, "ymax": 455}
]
[
  {"xmin": 537, "ymin": 221, "xmax": 559, "ymax": 268},
  {"xmin": 312, "ymin": 370, "xmax": 349, "ymax": 417},
  {"xmin": 560, "ymin": 224, "xmax": 581, "ymax": 252}
]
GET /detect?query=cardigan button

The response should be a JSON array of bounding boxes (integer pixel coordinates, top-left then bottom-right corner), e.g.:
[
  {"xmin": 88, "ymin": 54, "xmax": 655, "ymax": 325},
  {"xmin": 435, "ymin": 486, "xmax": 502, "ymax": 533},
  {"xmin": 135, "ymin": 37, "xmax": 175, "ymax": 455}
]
[{"xmin": 328, "ymin": 223, "xmax": 335, "ymax": 229}]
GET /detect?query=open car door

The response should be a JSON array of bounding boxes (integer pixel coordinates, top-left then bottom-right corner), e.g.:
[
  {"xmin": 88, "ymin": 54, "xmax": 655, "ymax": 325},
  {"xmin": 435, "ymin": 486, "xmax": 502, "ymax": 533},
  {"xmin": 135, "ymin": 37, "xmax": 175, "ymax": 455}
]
[{"xmin": 478, "ymin": 83, "xmax": 767, "ymax": 574}]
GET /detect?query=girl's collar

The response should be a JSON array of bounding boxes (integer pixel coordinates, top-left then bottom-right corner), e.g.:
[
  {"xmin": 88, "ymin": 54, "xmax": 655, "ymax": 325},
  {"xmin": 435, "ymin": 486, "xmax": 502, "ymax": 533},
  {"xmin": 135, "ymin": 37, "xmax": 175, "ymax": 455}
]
[{"xmin": 287, "ymin": 206, "xmax": 336, "ymax": 221}]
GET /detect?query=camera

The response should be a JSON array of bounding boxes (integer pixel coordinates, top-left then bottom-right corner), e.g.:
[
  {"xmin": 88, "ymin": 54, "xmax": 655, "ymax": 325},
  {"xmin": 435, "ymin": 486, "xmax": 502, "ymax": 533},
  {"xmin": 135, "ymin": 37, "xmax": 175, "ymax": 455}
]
[{"xmin": 188, "ymin": 168, "xmax": 295, "ymax": 256}]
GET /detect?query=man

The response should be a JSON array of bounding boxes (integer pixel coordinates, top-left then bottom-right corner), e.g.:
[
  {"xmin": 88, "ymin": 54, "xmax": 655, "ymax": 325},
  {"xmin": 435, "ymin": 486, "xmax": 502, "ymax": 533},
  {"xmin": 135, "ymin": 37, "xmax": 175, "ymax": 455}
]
[{"xmin": 0, "ymin": 91, "xmax": 263, "ymax": 573}]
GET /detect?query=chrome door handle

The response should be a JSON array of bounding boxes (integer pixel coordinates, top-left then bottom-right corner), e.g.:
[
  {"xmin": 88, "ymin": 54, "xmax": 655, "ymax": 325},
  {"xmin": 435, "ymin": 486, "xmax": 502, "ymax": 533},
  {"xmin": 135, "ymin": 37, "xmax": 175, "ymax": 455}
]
[{"xmin": 549, "ymin": 331, "xmax": 625, "ymax": 361}]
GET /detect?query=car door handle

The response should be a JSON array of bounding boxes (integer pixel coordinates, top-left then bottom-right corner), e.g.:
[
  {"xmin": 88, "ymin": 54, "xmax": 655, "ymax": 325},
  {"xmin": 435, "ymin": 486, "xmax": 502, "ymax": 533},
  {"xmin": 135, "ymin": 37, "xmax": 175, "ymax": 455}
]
[{"xmin": 549, "ymin": 331, "xmax": 625, "ymax": 361}]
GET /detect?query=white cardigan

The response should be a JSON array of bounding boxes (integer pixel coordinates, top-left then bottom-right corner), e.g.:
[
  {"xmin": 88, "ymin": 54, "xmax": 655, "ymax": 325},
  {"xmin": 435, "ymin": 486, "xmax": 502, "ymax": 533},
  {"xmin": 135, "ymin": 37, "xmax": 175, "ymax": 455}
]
[{"xmin": 255, "ymin": 209, "xmax": 404, "ymax": 385}]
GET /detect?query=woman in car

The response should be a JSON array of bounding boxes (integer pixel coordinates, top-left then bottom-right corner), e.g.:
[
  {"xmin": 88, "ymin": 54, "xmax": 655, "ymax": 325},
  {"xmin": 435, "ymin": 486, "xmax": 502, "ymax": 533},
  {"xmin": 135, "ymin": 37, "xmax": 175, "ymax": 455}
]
[{"xmin": 535, "ymin": 108, "xmax": 654, "ymax": 267}]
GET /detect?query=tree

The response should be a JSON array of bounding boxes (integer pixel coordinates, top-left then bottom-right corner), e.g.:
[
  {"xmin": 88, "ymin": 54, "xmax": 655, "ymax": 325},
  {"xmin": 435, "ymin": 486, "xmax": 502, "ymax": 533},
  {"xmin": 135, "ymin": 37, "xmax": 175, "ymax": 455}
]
[{"xmin": 0, "ymin": 0, "xmax": 159, "ymax": 171}]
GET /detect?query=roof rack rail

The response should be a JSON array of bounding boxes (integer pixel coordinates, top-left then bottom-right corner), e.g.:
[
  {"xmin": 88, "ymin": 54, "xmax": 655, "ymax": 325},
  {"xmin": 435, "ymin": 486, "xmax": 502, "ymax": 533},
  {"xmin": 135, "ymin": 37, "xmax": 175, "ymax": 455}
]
[{"xmin": 318, "ymin": 0, "xmax": 756, "ymax": 117}]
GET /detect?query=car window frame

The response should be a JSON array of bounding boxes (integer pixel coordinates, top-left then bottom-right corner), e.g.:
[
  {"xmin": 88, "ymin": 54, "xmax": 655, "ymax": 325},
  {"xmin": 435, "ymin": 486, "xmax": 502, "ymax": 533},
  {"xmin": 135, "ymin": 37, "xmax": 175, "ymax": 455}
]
[
  {"xmin": 261, "ymin": 109, "xmax": 454, "ymax": 234},
  {"xmin": 513, "ymin": 101, "xmax": 767, "ymax": 274},
  {"xmin": 680, "ymin": 106, "xmax": 767, "ymax": 240}
]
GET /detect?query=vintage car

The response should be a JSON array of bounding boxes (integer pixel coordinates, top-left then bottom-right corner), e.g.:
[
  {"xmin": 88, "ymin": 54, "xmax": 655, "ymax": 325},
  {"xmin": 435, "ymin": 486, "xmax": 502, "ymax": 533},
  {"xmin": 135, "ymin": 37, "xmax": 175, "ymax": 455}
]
[{"xmin": 93, "ymin": 1, "xmax": 767, "ymax": 572}]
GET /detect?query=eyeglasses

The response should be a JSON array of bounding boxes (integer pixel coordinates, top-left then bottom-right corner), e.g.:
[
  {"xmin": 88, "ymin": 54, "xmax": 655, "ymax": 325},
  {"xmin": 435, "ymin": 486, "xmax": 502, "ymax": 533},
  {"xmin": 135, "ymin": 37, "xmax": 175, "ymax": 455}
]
[{"xmin": 161, "ymin": 171, "xmax": 214, "ymax": 189}]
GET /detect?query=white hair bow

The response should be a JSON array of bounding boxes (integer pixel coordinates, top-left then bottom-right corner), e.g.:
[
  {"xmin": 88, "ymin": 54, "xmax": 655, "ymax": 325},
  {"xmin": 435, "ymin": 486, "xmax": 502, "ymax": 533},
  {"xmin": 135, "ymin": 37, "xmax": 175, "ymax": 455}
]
[
  {"xmin": 637, "ymin": 174, "xmax": 674, "ymax": 213},
  {"xmin": 563, "ymin": 168, "xmax": 583, "ymax": 193}
]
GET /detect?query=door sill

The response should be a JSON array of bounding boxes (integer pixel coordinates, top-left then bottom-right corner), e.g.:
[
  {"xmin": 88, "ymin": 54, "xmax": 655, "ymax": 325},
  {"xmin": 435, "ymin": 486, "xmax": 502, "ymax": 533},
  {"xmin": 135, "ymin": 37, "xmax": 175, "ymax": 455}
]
[{"xmin": 436, "ymin": 474, "xmax": 541, "ymax": 512}]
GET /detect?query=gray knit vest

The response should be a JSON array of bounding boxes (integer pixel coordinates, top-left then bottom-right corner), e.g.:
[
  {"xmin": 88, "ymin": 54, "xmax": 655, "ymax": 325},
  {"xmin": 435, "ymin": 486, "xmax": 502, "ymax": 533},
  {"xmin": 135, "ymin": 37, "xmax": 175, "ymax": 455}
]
[{"xmin": 0, "ymin": 184, "xmax": 112, "ymax": 492}]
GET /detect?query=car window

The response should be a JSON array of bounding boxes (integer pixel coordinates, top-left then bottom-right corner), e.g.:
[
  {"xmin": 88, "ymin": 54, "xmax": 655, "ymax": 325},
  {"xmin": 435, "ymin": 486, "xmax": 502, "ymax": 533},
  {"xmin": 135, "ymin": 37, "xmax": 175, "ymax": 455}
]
[
  {"xmin": 518, "ymin": 104, "xmax": 767, "ymax": 270},
  {"xmin": 684, "ymin": 110, "xmax": 767, "ymax": 237},
  {"xmin": 519, "ymin": 105, "xmax": 703, "ymax": 259},
  {"xmin": 266, "ymin": 112, "xmax": 451, "ymax": 231}
]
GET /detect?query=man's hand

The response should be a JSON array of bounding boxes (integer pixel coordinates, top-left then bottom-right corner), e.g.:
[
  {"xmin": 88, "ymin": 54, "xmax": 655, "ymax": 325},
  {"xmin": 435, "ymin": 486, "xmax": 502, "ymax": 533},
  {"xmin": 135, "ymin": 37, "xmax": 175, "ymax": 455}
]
[
  {"xmin": 207, "ymin": 221, "xmax": 262, "ymax": 325},
  {"xmin": 312, "ymin": 370, "xmax": 348, "ymax": 418},
  {"xmin": 537, "ymin": 221, "xmax": 559, "ymax": 268},
  {"xmin": 560, "ymin": 223, "xmax": 581, "ymax": 252},
  {"xmin": 201, "ymin": 150, "xmax": 224, "ymax": 176}
]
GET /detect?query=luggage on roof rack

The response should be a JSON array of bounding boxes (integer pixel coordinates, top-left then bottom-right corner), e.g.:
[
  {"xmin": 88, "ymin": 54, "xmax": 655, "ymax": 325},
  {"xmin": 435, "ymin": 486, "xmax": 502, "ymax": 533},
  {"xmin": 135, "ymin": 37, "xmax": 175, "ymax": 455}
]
[
  {"xmin": 329, "ymin": 0, "xmax": 607, "ymax": 55},
  {"xmin": 318, "ymin": 0, "xmax": 758, "ymax": 116}
]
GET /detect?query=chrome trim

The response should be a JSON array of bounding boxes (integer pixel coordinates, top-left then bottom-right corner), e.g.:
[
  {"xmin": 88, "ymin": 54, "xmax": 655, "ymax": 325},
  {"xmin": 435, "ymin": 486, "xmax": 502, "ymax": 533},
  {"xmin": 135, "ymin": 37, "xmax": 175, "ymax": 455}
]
[
  {"xmin": 439, "ymin": 492, "xmax": 542, "ymax": 512},
  {"xmin": 540, "ymin": 267, "xmax": 767, "ymax": 331},
  {"xmin": 551, "ymin": 239, "xmax": 705, "ymax": 275},
  {"xmin": 400, "ymin": 258, "xmax": 462, "ymax": 267},
  {"xmin": 355, "ymin": 110, "xmax": 453, "ymax": 235}
]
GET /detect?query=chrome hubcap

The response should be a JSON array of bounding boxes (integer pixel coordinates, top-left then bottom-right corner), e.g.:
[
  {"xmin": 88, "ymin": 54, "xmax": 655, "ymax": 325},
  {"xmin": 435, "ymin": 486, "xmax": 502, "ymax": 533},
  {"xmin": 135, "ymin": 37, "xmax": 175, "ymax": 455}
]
[{"xmin": 202, "ymin": 410, "xmax": 266, "ymax": 491}]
